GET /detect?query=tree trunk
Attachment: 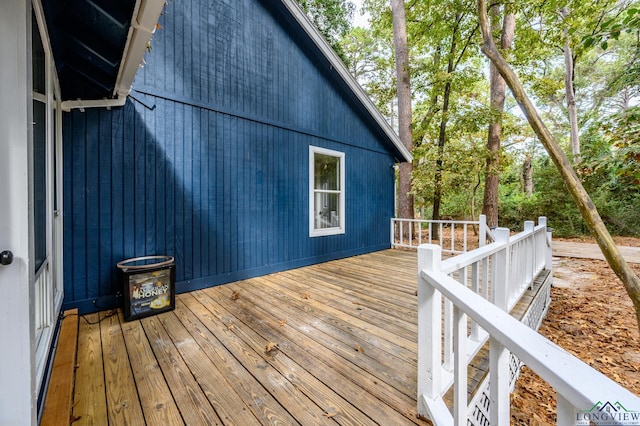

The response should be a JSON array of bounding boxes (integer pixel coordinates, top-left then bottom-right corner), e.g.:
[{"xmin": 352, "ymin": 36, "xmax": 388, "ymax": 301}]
[
  {"xmin": 481, "ymin": 2, "xmax": 515, "ymax": 228},
  {"xmin": 522, "ymin": 153, "xmax": 533, "ymax": 197},
  {"xmin": 432, "ymin": 79, "xmax": 452, "ymax": 233},
  {"xmin": 478, "ymin": 0, "xmax": 640, "ymax": 333},
  {"xmin": 391, "ymin": 0, "xmax": 414, "ymax": 220},
  {"xmin": 561, "ymin": 7, "xmax": 580, "ymax": 161},
  {"xmin": 433, "ymin": 16, "xmax": 460, "ymax": 238}
]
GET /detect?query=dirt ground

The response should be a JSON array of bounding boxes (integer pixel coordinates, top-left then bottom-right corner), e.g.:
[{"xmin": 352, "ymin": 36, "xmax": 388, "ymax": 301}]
[
  {"xmin": 510, "ymin": 238, "xmax": 640, "ymax": 424},
  {"xmin": 554, "ymin": 235, "xmax": 640, "ymax": 247}
]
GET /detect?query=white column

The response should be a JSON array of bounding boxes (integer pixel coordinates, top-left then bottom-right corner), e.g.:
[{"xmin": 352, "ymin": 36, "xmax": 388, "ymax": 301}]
[
  {"xmin": 417, "ymin": 244, "xmax": 442, "ymax": 415},
  {"xmin": 556, "ymin": 394, "xmax": 577, "ymax": 426},
  {"xmin": 492, "ymin": 228, "xmax": 510, "ymax": 311},
  {"xmin": 539, "ymin": 216, "xmax": 553, "ymax": 273},
  {"xmin": 0, "ymin": 1, "xmax": 37, "ymax": 425},
  {"xmin": 479, "ymin": 214, "xmax": 487, "ymax": 247}
]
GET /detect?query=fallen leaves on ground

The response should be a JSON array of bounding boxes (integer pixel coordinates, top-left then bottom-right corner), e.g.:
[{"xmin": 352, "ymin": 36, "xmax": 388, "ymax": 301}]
[
  {"xmin": 265, "ymin": 341, "xmax": 279, "ymax": 354},
  {"xmin": 230, "ymin": 291, "xmax": 240, "ymax": 300},
  {"xmin": 511, "ymin": 257, "xmax": 640, "ymax": 424},
  {"xmin": 301, "ymin": 292, "xmax": 311, "ymax": 299},
  {"xmin": 324, "ymin": 409, "xmax": 337, "ymax": 418}
]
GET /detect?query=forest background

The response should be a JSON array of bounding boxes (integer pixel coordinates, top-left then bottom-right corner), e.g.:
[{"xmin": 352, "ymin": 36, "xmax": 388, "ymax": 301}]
[{"xmin": 296, "ymin": 0, "xmax": 640, "ymax": 237}]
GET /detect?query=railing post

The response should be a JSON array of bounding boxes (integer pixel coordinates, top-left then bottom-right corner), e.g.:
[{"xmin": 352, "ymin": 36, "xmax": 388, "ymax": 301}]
[
  {"xmin": 556, "ymin": 394, "xmax": 577, "ymax": 426},
  {"xmin": 390, "ymin": 219, "xmax": 395, "ymax": 248},
  {"xmin": 479, "ymin": 214, "xmax": 487, "ymax": 247},
  {"xmin": 417, "ymin": 244, "xmax": 443, "ymax": 416},
  {"xmin": 493, "ymin": 228, "xmax": 510, "ymax": 311},
  {"xmin": 524, "ymin": 221, "xmax": 535, "ymax": 288},
  {"xmin": 539, "ymin": 216, "xmax": 553, "ymax": 272}
]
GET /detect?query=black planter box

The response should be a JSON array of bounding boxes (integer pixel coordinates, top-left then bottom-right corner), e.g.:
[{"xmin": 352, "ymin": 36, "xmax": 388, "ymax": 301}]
[{"xmin": 117, "ymin": 256, "xmax": 176, "ymax": 321}]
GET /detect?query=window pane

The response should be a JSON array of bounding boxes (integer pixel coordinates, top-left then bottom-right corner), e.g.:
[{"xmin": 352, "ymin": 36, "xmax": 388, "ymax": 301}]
[
  {"xmin": 314, "ymin": 154, "xmax": 340, "ymax": 191},
  {"xmin": 314, "ymin": 192, "xmax": 340, "ymax": 229},
  {"xmin": 32, "ymin": 13, "xmax": 45, "ymax": 94},
  {"xmin": 33, "ymin": 100, "xmax": 46, "ymax": 272},
  {"xmin": 32, "ymin": 10, "xmax": 47, "ymax": 272}
]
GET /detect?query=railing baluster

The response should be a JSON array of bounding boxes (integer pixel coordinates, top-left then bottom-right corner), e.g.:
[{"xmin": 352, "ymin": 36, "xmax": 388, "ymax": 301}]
[
  {"xmin": 463, "ymin": 224, "xmax": 468, "ymax": 252},
  {"xmin": 470, "ymin": 262, "xmax": 480, "ymax": 341},
  {"xmin": 390, "ymin": 218, "xmax": 488, "ymax": 252},
  {"xmin": 409, "ymin": 221, "xmax": 413, "ymax": 247},
  {"xmin": 482, "ymin": 257, "xmax": 489, "ymax": 301},
  {"xmin": 489, "ymin": 338, "xmax": 510, "ymax": 425},
  {"xmin": 450, "ymin": 224, "xmax": 455, "ymax": 253},
  {"xmin": 453, "ymin": 305, "xmax": 467, "ymax": 424},
  {"xmin": 444, "ymin": 298, "xmax": 453, "ymax": 371}
]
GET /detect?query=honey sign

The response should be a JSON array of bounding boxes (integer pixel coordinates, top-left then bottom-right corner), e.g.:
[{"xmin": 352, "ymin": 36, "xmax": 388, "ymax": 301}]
[
  {"xmin": 130, "ymin": 270, "xmax": 171, "ymax": 311},
  {"xmin": 118, "ymin": 256, "xmax": 176, "ymax": 321}
]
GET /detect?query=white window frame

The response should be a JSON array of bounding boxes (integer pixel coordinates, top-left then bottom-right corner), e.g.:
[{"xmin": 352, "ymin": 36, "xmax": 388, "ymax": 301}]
[{"xmin": 309, "ymin": 146, "xmax": 345, "ymax": 237}]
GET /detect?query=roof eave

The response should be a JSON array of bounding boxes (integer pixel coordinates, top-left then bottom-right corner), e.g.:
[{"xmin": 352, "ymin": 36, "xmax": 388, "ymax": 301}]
[
  {"xmin": 278, "ymin": 0, "xmax": 413, "ymax": 163},
  {"xmin": 113, "ymin": 0, "xmax": 165, "ymax": 99}
]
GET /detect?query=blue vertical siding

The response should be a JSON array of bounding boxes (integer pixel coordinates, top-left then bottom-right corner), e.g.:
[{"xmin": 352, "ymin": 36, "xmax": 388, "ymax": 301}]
[{"xmin": 62, "ymin": 0, "xmax": 401, "ymax": 312}]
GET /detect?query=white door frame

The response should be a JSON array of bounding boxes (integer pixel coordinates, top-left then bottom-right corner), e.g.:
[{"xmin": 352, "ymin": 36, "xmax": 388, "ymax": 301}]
[
  {"xmin": 0, "ymin": 1, "xmax": 63, "ymax": 424},
  {"xmin": 32, "ymin": 0, "xmax": 64, "ymax": 391},
  {"xmin": 0, "ymin": 1, "xmax": 37, "ymax": 424}
]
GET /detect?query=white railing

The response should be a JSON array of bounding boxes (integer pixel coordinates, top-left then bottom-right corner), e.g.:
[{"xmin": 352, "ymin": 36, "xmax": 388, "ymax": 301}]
[
  {"xmin": 391, "ymin": 215, "xmax": 488, "ymax": 254},
  {"xmin": 416, "ymin": 218, "xmax": 640, "ymax": 425}
]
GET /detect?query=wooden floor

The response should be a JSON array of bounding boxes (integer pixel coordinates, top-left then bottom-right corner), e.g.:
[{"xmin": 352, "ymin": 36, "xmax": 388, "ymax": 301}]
[{"xmin": 70, "ymin": 249, "xmax": 546, "ymax": 425}]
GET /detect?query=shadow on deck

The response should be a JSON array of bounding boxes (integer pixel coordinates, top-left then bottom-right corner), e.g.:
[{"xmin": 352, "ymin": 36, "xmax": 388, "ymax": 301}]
[{"xmin": 47, "ymin": 249, "xmax": 549, "ymax": 425}]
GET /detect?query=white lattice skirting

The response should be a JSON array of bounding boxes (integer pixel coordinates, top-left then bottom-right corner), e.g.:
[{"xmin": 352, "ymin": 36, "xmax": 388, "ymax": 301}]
[{"xmin": 467, "ymin": 270, "xmax": 552, "ymax": 426}]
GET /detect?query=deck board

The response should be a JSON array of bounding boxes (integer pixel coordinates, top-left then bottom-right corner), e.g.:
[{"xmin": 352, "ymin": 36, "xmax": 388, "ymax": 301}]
[
  {"xmin": 41, "ymin": 309, "xmax": 79, "ymax": 426},
  {"xmin": 100, "ymin": 312, "xmax": 146, "ymax": 425},
  {"xmin": 159, "ymin": 309, "xmax": 262, "ymax": 425},
  {"xmin": 70, "ymin": 249, "xmax": 546, "ymax": 425},
  {"xmin": 73, "ymin": 313, "xmax": 107, "ymax": 426},
  {"xmin": 181, "ymin": 293, "xmax": 331, "ymax": 425},
  {"xmin": 120, "ymin": 318, "xmax": 183, "ymax": 424},
  {"xmin": 140, "ymin": 315, "xmax": 224, "ymax": 425}
]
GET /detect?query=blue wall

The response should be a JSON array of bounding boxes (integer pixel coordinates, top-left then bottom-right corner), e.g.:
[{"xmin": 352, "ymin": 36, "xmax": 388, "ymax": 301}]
[{"xmin": 62, "ymin": 0, "xmax": 399, "ymax": 312}]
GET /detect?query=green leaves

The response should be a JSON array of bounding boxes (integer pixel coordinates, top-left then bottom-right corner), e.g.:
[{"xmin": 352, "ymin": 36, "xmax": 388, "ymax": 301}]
[
  {"xmin": 297, "ymin": 0, "xmax": 356, "ymax": 64},
  {"xmin": 580, "ymin": 4, "xmax": 640, "ymax": 53}
]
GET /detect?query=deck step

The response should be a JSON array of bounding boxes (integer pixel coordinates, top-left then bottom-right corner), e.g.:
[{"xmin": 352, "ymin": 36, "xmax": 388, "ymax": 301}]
[{"xmin": 41, "ymin": 309, "xmax": 79, "ymax": 426}]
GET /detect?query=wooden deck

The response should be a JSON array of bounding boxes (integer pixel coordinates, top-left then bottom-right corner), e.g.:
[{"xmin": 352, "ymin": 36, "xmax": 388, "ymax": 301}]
[
  {"xmin": 69, "ymin": 249, "xmax": 545, "ymax": 425},
  {"xmin": 72, "ymin": 250, "xmax": 424, "ymax": 425}
]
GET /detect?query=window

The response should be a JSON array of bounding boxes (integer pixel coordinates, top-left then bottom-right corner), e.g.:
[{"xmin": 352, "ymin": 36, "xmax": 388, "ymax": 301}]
[
  {"xmin": 32, "ymin": 12, "xmax": 47, "ymax": 273},
  {"xmin": 309, "ymin": 146, "xmax": 345, "ymax": 237}
]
